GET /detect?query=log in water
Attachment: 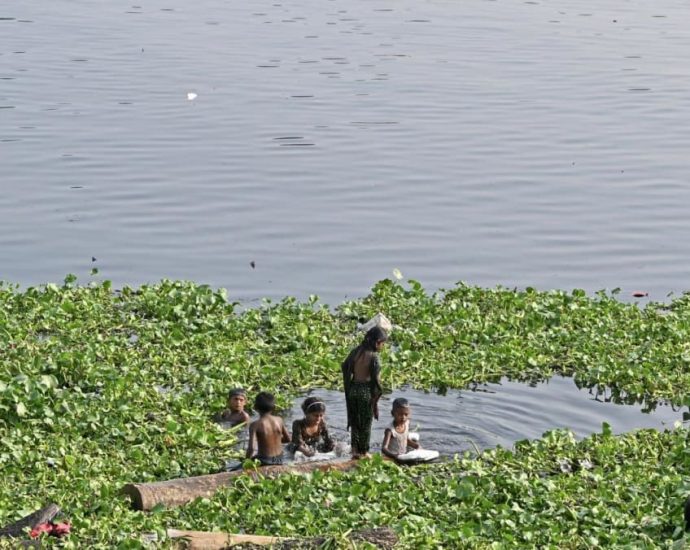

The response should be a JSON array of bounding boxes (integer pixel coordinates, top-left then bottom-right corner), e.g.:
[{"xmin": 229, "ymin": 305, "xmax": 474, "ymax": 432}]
[
  {"xmin": 122, "ymin": 459, "xmax": 360, "ymax": 511},
  {"xmin": 166, "ymin": 529, "xmax": 287, "ymax": 549},
  {"xmin": 165, "ymin": 527, "xmax": 397, "ymax": 549}
]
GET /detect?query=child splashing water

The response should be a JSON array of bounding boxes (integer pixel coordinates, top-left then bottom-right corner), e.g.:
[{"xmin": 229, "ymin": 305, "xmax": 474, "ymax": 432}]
[
  {"xmin": 289, "ymin": 397, "xmax": 335, "ymax": 458},
  {"xmin": 381, "ymin": 398, "xmax": 420, "ymax": 460}
]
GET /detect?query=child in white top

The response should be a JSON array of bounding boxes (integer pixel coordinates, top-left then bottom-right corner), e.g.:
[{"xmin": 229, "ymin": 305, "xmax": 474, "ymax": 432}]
[{"xmin": 381, "ymin": 398, "xmax": 420, "ymax": 459}]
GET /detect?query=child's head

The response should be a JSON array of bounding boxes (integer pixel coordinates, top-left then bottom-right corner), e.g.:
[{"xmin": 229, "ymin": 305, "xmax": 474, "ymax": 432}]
[
  {"xmin": 363, "ymin": 326, "xmax": 388, "ymax": 352},
  {"xmin": 391, "ymin": 397, "xmax": 411, "ymax": 425},
  {"xmin": 301, "ymin": 396, "xmax": 326, "ymax": 424},
  {"xmin": 227, "ymin": 388, "xmax": 247, "ymax": 412},
  {"xmin": 254, "ymin": 392, "xmax": 276, "ymax": 415}
]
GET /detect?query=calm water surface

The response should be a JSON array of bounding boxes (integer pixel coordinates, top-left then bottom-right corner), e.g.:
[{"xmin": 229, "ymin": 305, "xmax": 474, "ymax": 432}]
[{"xmin": 2, "ymin": 0, "xmax": 690, "ymax": 303}]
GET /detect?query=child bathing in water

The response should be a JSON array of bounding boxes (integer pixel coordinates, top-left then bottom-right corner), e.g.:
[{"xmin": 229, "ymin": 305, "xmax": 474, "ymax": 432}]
[
  {"xmin": 246, "ymin": 392, "xmax": 290, "ymax": 465},
  {"xmin": 217, "ymin": 388, "xmax": 250, "ymax": 427},
  {"xmin": 289, "ymin": 397, "xmax": 335, "ymax": 457},
  {"xmin": 381, "ymin": 398, "xmax": 420, "ymax": 459}
]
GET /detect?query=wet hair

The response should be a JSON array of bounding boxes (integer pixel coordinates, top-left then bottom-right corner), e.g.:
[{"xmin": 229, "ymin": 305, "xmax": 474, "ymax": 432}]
[
  {"xmin": 228, "ymin": 388, "xmax": 246, "ymax": 399},
  {"xmin": 362, "ymin": 326, "xmax": 388, "ymax": 351},
  {"xmin": 254, "ymin": 391, "xmax": 276, "ymax": 414},
  {"xmin": 392, "ymin": 397, "xmax": 410, "ymax": 411},
  {"xmin": 301, "ymin": 396, "xmax": 326, "ymax": 414}
]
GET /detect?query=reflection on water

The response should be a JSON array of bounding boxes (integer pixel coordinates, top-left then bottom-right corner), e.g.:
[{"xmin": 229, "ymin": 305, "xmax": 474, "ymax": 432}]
[{"xmin": 281, "ymin": 376, "xmax": 682, "ymax": 457}]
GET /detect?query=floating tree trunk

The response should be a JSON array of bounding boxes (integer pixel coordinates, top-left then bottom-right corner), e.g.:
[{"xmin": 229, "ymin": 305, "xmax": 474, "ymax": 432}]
[
  {"xmin": 165, "ymin": 527, "xmax": 398, "ymax": 549},
  {"xmin": 123, "ymin": 459, "xmax": 361, "ymax": 511},
  {"xmin": 166, "ymin": 529, "xmax": 287, "ymax": 549},
  {"xmin": 0, "ymin": 503, "xmax": 60, "ymax": 538}
]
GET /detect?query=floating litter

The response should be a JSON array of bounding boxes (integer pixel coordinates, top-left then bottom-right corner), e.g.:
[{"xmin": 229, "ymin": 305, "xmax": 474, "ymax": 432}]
[
  {"xmin": 632, "ymin": 291, "xmax": 648, "ymax": 298},
  {"xmin": 392, "ymin": 268, "xmax": 403, "ymax": 280},
  {"xmin": 396, "ymin": 449, "xmax": 439, "ymax": 463},
  {"xmin": 186, "ymin": 92, "xmax": 197, "ymax": 101},
  {"xmin": 358, "ymin": 312, "xmax": 392, "ymax": 333},
  {"xmin": 293, "ymin": 451, "xmax": 337, "ymax": 463}
]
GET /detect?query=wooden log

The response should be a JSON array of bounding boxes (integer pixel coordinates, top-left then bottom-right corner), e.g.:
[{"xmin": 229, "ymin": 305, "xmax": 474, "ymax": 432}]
[
  {"xmin": 123, "ymin": 459, "xmax": 361, "ymax": 511},
  {"xmin": 165, "ymin": 527, "xmax": 398, "ymax": 550},
  {"xmin": 167, "ymin": 529, "xmax": 288, "ymax": 549},
  {"xmin": 0, "ymin": 503, "xmax": 60, "ymax": 538}
]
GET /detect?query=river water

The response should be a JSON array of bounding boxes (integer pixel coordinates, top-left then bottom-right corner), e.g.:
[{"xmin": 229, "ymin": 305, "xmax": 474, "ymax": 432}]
[
  {"xmin": 219, "ymin": 377, "xmax": 683, "ymax": 461},
  {"xmin": 6, "ymin": 1, "xmax": 689, "ymax": 455},
  {"xmin": 284, "ymin": 377, "xmax": 684, "ymax": 456},
  {"xmin": 3, "ymin": 0, "xmax": 690, "ymax": 304}
]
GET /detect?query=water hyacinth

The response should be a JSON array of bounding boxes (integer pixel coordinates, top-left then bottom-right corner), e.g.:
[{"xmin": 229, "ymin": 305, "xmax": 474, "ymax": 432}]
[{"xmin": 1, "ymin": 276, "xmax": 690, "ymax": 546}]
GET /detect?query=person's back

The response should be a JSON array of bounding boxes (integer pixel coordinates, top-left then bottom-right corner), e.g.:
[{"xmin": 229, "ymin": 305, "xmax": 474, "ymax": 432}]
[
  {"xmin": 352, "ymin": 349, "xmax": 373, "ymax": 382},
  {"xmin": 252, "ymin": 415, "xmax": 287, "ymax": 457},
  {"xmin": 246, "ymin": 392, "xmax": 290, "ymax": 465}
]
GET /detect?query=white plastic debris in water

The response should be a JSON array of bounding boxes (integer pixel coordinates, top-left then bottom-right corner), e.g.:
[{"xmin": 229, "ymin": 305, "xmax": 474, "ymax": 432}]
[
  {"xmin": 293, "ymin": 450, "xmax": 337, "ymax": 463},
  {"xmin": 397, "ymin": 449, "xmax": 439, "ymax": 463},
  {"xmin": 186, "ymin": 92, "xmax": 197, "ymax": 101},
  {"xmin": 358, "ymin": 312, "xmax": 393, "ymax": 333},
  {"xmin": 392, "ymin": 268, "xmax": 403, "ymax": 280}
]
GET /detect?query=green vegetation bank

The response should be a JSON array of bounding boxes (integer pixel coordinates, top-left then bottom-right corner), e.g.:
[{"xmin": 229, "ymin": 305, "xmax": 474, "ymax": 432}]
[{"xmin": 1, "ymin": 278, "xmax": 690, "ymax": 547}]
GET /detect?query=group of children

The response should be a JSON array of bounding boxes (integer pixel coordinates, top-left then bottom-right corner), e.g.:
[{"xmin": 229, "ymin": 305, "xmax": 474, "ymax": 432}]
[{"xmin": 218, "ymin": 387, "xmax": 419, "ymax": 466}]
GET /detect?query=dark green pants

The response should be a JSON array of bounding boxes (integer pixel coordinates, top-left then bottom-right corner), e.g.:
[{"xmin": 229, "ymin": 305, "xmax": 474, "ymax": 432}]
[{"xmin": 347, "ymin": 382, "xmax": 374, "ymax": 454}]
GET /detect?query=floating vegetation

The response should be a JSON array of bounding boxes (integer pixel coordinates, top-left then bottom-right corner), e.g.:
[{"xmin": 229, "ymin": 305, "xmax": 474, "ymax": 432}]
[{"xmin": 2, "ymin": 277, "xmax": 690, "ymax": 546}]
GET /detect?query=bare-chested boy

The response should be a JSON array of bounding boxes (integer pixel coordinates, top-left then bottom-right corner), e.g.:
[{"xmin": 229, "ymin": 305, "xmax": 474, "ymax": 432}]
[
  {"xmin": 246, "ymin": 392, "xmax": 290, "ymax": 465},
  {"xmin": 217, "ymin": 388, "xmax": 250, "ymax": 427}
]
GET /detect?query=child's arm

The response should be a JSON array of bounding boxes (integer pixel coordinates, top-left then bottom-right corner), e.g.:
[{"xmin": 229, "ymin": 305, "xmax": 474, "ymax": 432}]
[
  {"xmin": 381, "ymin": 429, "xmax": 398, "ymax": 459},
  {"xmin": 246, "ymin": 423, "xmax": 257, "ymax": 459},
  {"xmin": 291, "ymin": 420, "xmax": 313, "ymax": 456},
  {"xmin": 321, "ymin": 423, "xmax": 335, "ymax": 453},
  {"xmin": 407, "ymin": 437, "xmax": 420, "ymax": 450},
  {"xmin": 280, "ymin": 419, "xmax": 291, "ymax": 444},
  {"xmin": 371, "ymin": 356, "xmax": 383, "ymax": 420}
]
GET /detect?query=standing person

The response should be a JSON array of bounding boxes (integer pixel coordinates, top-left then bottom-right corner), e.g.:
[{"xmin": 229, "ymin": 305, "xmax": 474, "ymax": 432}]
[
  {"xmin": 246, "ymin": 392, "xmax": 290, "ymax": 465},
  {"xmin": 341, "ymin": 326, "xmax": 388, "ymax": 458}
]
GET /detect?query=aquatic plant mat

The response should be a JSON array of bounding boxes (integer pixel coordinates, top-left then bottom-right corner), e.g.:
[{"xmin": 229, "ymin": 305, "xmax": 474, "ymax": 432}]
[{"xmin": 2, "ymin": 278, "xmax": 690, "ymax": 546}]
